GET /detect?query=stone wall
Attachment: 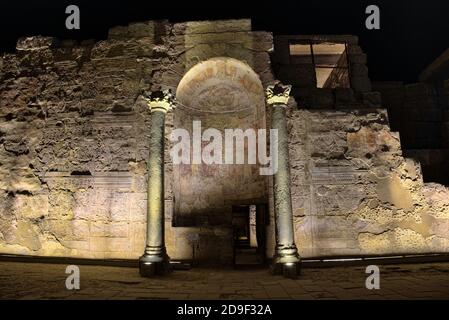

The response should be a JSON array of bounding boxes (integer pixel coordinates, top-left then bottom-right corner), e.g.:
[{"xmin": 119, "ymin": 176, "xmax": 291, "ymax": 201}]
[
  {"xmin": 0, "ymin": 27, "xmax": 154, "ymax": 259},
  {"xmin": 272, "ymin": 34, "xmax": 377, "ymax": 110},
  {"xmin": 281, "ymin": 108, "xmax": 449, "ymax": 258},
  {"xmin": 0, "ymin": 19, "xmax": 273, "ymax": 263},
  {"xmin": 1, "ymin": 18, "xmax": 448, "ymax": 263},
  {"xmin": 373, "ymin": 81, "xmax": 449, "ymax": 185},
  {"xmin": 373, "ymin": 82, "xmax": 444, "ymax": 148}
]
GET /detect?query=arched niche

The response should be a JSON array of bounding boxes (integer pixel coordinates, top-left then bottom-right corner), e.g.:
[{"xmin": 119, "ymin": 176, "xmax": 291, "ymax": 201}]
[{"xmin": 173, "ymin": 57, "xmax": 267, "ymax": 226}]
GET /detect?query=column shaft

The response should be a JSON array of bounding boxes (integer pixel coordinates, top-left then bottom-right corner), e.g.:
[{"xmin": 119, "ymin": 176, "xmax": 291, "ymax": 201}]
[
  {"xmin": 145, "ymin": 110, "xmax": 166, "ymax": 256},
  {"xmin": 266, "ymin": 82, "xmax": 301, "ymax": 278},
  {"xmin": 272, "ymin": 106, "xmax": 296, "ymax": 249},
  {"xmin": 139, "ymin": 90, "xmax": 173, "ymax": 277}
]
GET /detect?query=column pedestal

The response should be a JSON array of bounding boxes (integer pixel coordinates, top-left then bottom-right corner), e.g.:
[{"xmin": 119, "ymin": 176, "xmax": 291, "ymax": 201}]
[{"xmin": 139, "ymin": 251, "xmax": 171, "ymax": 277}]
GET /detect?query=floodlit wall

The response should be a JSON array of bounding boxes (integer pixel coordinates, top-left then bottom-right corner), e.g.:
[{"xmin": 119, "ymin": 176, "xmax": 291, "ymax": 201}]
[
  {"xmin": 282, "ymin": 108, "xmax": 449, "ymax": 257},
  {"xmin": 0, "ymin": 19, "xmax": 448, "ymax": 263}
]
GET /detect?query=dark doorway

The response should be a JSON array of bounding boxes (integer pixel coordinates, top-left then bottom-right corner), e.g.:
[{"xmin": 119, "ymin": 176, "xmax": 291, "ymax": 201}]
[{"xmin": 232, "ymin": 204, "xmax": 268, "ymax": 268}]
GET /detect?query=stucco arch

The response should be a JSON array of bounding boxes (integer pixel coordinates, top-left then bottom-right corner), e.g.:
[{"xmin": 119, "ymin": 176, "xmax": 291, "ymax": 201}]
[
  {"xmin": 176, "ymin": 57, "xmax": 265, "ymax": 115},
  {"xmin": 172, "ymin": 57, "xmax": 267, "ymax": 229}
]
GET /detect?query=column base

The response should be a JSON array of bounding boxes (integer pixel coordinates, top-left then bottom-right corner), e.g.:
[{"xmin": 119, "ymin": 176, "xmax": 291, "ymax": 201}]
[
  {"xmin": 271, "ymin": 247, "xmax": 301, "ymax": 279},
  {"xmin": 271, "ymin": 261, "xmax": 301, "ymax": 279},
  {"xmin": 139, "ymin": 254, "xmax": 172, "ymax": 277}
]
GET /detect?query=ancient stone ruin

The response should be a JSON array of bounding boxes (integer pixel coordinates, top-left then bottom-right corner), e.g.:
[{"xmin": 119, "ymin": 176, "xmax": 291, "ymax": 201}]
[{"xmin": 0, "ymin": 19, "xmax": 448, "ymax": 270}]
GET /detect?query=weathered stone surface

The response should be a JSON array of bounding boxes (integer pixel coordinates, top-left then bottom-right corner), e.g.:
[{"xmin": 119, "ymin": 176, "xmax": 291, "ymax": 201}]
[
  {"xmin": 14, "ymin": 221, "xmax": 42, "ymax": 251},
  {"xmin": 173, "ymin": 19, "xmax": 251, "ymax": 35},
  {"xmin": 422, "ymin": 183, "xmax": 449, "ymax": 218},
  {"xmin": 350, "ymin": 63, "xmax": 369, "ymax": 77},
  {"xmin": 362, "ymin": 91, "xmax": 382, "ymax": 107},
  {"xmin": 0, "ymin": 55, "xmax": 3, "ymax": 77},
  {"xmin": 0, "ymin": 19, "xmax": 273, "ymax": 263},
  {"xmin": 348, "ymin": 53, "xmax": 367, "ymax": 64},
  {"xmin": 375, "ymin": 174, "xmax": 414, "ymax": 211},
  {"xmin": 335, "ymin": 88, "xmax": 356, "ymax": 105},
  {"xmin": 351, "ymin": 76, "xmax": 372, "ymax": 93},
  {"xmin": 374, "ymin": 79, "xmax": 449, "ymax": 185},
  {"xmin": 16, "ymin": 36, "xmax": 55, "ymax": 51},
  {"xmin": 286, "ymin": 109, "xmax": 449, "ymax": 257}
]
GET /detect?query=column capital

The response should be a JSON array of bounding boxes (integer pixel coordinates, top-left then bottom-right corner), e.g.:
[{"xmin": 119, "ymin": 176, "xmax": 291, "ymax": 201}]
[
  {"xmin": 266, "ymin": 82, "xmax": 292, "ymax": 107},
  {"xmin": 143, "ymin": 89, "xmax": 176, "ymax": 113}
]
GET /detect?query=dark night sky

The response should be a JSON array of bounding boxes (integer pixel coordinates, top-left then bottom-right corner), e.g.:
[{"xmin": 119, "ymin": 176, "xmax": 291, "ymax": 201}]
[{"xmin": 1, "ymin": 0, "xmax": 449, "ymax": 83}]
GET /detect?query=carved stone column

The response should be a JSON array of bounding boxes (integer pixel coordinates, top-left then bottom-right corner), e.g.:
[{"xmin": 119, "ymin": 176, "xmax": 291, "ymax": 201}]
[
  {"xmin": 139, "ymin": 89, "xmax": 174, "ymax": 277},
  {"xmin": 266, "ymin": 82, "xmax": 301, "ymax": 278}
]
